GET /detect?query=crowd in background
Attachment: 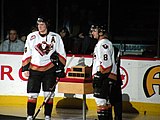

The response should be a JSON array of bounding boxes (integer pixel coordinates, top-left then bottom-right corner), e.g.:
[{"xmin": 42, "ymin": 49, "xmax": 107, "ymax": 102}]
[
  {"xmin": 0, "ymin": 1, "xmax": 107, "ymax": 54},
  {"xmin": 0, "ymin": 0, "xmax": 158, "ymax": 57}
]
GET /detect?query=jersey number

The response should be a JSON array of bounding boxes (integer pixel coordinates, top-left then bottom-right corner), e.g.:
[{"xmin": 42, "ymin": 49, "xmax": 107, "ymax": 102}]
[{"xmin": 103, "ymin": 54, "xmax": 108, "ymax": 61}]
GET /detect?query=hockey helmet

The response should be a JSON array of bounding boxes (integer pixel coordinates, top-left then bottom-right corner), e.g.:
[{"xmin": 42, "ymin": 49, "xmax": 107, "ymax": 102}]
[
  {"xmin": 37, "ymin": 15, "xmax": 50, "ymax": 27},
  {"xmin": 90, "ymin": 24, "xmax": 106, "ymax": 36}
]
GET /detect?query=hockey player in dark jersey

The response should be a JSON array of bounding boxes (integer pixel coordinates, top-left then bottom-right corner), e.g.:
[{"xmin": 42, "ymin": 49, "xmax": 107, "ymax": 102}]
[{"xmin": 22, "ymin": 16, "xmax": 66, "ymax": 120}]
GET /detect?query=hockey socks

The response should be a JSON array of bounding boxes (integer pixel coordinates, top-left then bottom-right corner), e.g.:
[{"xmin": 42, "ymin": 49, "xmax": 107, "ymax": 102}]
[
  {"xmin": 97, "ymin": 106, "xmax": 112, "ymax": 120},
  {"xmin": 44, "ymin": 101, "xmax": 53, "ymax": 116},
  {"xmin": 27, "ymin": 99, "xmax": 37, "ymax": 116}
]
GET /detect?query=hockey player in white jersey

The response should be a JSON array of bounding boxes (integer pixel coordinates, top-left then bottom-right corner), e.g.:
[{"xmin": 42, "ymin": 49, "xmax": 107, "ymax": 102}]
[
  {"xmin": 22, "ymin": 16, "xmax": 66, "ymax": 120},
  {"xmin": 91, "ymin": 24, "xmax": 114, "ymax": 120}
]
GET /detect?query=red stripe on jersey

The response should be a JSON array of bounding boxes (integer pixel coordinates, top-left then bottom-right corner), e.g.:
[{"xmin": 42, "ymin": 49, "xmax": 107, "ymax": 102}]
[
  {"xmin": 22, "ymin": 56, "xmax": 31, "ymax": 63},
  {"xmin": 30, "ymin": 62, "xmax": 53, "ymax": 68},
  {"xmin": 100, "ymin": 65, "xmax": 112, "ymax": 71}
]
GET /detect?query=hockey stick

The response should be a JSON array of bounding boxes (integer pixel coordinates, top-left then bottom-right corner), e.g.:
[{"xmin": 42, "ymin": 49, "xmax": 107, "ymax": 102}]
[
  {"xmin": 32, "ymin": 54, "xmax": 75, "ymax": 120},
  {"xmin": 32, "ymin": 78, "xmax": 59, "ymax": 120}
]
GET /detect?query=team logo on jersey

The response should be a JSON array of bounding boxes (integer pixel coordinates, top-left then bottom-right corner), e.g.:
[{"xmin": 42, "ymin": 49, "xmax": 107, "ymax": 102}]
[
  {"xmin": 35, "ymin": 41, "xmax": 53, "ymax": 56},
  {"xmin": 102, "ymin": 44, "xmax": 108, "ymax": 49},
  {"xmin": 30, "ymin": 35, "xmax": 36, "ymax": 40}
]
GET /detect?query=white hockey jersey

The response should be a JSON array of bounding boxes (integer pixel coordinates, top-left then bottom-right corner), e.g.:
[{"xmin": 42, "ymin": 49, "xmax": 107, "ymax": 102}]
[
  {"xmin": 92, "ymin": 38, "xmax": 113, "ymax": 75},
  {"xmin": 22, "ymin": 31, "xmax": 66, "ymax": 71}
]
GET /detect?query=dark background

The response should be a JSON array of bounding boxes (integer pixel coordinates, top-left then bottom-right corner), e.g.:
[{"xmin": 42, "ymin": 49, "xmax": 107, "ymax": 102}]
[{"xmin": 1, "ymin": 0, "xmax": 160, "ymax": 53}]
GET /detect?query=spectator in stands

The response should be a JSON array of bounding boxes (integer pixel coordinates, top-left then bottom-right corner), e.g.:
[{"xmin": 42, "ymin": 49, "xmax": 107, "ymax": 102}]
[
  {"xmin": 58, "ymin": 27, "xmax": 73, "ymax": 54},
  {"xmin": 21, "ymin": 36, "xmax": 27, "ymax": 43},
  {"xmin": 78, "ymin": 10, "xmax": 97, "ymax": 54},
  {"xmin": 80, "ymin": 30, "xmax": 97, "ymax": 55},
  {"xmin": 20, "ymin": 26, "xmax": 37, "ymax": 43},
  {"xmin": 0, "ymin": 28, "xmax": 25, "ymax": 52}
]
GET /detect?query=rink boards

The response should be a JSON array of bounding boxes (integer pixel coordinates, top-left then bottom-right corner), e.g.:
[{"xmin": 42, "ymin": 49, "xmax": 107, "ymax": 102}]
[{"xmin": 0, "ymin": 52, "xmax": 160, "ymax": 114}]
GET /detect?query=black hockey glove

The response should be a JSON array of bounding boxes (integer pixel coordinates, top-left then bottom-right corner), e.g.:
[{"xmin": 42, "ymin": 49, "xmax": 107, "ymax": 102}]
[
  {"xmin": 22, "ymin": 63, "xmax": 30, "ymax": 72},
  {"xmin": 55, "ymin": 65, "xmax": 66, "ymax": 78},
  {"xmin": 50, "ymin": 51, "xmax": 59, "ymax": 66},
  {"xmin": 50, "ymin": 51, "xmax": 66, "ymax": 78},
  {"xmin": 93, "ymin": 71, "xmax": 104, "ymax": 88},
  {"xmin": 93, "ymin": 71, "xmax": 110, "ymax": 98}
]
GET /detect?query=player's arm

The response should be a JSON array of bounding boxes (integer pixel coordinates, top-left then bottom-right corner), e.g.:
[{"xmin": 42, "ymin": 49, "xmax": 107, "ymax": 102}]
[
  {"xmin": 21, "ymin": 34, "xmax": 32, "ymax": 76},
  {"xmin": 50, "ymin": 34, "xmax": 67, "ymax": 78},
  {"xmin": 55, "ymin": 34, "xmax": 66, "ymax": 66}
]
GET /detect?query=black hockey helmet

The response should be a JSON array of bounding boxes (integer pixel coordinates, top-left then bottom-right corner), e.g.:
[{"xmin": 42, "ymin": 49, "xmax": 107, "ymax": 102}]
[
  {"xmin": 90, "ymin": 24, "xmax": 106, "ymax": 36},
  {"xmin": 37, "ymin": 15, "xmax": 50, "ymax": 28}
]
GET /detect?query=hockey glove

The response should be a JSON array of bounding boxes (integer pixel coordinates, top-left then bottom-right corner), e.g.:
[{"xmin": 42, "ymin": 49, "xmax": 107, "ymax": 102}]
[
  {"xmin": 50, "ymin": 51, "xmax": 59, "ymax": 66},
  {"xmin": 55, "ymin": 65, "xmax": 66, "ymax": 78},
  {"xmin": 93, "ymin": 71, "xmax": 110, "ymax": 98},
  {"xmin": 93, "ymin": 71, "xmax": 104, "ymax": 88},
  {"xmin": 22, "ymin": 63, "xmax": 30, "ymax": 72},
  {"xmin": 50, "ymin": 51, "xmax": 66, "ymax": 78}
]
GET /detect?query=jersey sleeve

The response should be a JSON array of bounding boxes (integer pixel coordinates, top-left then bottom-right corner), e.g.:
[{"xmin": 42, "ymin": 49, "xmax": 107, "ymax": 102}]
[
  {"xmin": 55, "ymin": 34, "xmax": 67, "ymax": 65},
  {"xmin": 21, "ymin": 34, "xmax": 33, "ymax": 71}
]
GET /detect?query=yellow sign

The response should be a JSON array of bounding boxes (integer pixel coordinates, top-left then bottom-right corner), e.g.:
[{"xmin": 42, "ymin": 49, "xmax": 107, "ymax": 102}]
[{"xmin": 143, "ymin": 65, "xmax": 160, "ymax": 97}]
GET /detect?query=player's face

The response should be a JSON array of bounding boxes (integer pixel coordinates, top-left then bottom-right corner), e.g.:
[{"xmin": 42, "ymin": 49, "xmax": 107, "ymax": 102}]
[
  {"xmin": 91, "ymin": 29, "xmax": 99, "ymax": 39},
  {"xmin": 37, "ymin": 22, "xmax": 47, "ymax": 33}
]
